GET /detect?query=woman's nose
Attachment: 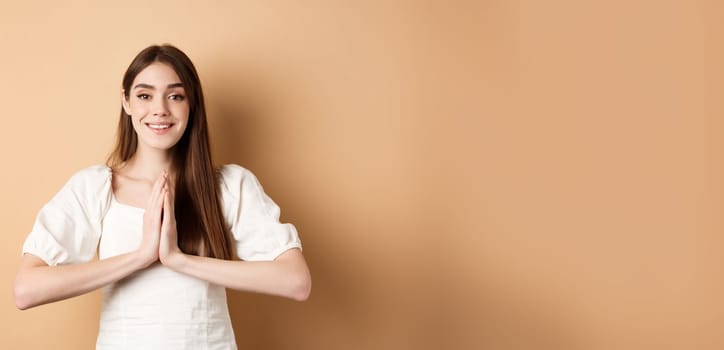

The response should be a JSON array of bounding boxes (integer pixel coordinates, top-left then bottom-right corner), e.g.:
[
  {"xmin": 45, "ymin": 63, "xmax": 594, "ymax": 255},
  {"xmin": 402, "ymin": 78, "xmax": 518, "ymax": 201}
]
[{"xmin": 152, "ymin": 99, "xmax": 169, "ymax": 116}]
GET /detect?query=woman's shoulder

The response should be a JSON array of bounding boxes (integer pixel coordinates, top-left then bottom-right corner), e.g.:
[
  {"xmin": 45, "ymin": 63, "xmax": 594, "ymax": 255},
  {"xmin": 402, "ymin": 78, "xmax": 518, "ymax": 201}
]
[
  {"xmin": 42, "ymin": 165, "xmax": 113, "ymax": 212},
  {"xmin": 217, "ymin": 163, "xmax": 252, "ymax": 179},
  {"xmin": 216, "ymin": 164, "xmax": 260, "ymax": 198},
  {"xmin": 66, "ymin": 164, "xmax": 112, "ymax": 183},
  {"xmin": 218, "ymin": 163, "xmax": 246, "ymax": 173},
  {"xmin": 217, "ymin": 163, "xmax": 250, "ymax": 182},
  {"xmin": 62, "ymin": 164, "xmax": 113, "ymax": 193}
]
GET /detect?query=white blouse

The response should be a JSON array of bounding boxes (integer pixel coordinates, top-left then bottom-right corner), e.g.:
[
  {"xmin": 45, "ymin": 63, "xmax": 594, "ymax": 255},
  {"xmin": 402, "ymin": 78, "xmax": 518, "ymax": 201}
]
[{"xmin": 22, "ymin": 164, "xmax": 302, "ymax": 349}]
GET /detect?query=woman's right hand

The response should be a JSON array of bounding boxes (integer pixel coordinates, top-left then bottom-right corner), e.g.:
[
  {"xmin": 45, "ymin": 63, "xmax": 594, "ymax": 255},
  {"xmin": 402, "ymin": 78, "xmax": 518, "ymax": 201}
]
[{"xmin": 137, "ymin": 170, "xmax": 167, "ymax": 267}]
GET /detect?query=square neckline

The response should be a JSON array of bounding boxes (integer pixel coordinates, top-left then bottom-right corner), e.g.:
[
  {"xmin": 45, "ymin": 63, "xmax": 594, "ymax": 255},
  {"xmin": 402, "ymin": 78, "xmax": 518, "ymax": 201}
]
[
  {"xmin": 110, "ymin": 192, "xmax": 146, "ymax": 212},
  {"xmin": 108, "ymin": 166, "xmax": 147, "ymax": 212}
]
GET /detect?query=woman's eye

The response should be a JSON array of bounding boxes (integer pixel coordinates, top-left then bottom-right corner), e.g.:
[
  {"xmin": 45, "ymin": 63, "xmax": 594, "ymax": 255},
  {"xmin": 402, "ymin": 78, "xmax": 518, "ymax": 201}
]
[
  {"xmin": 137, "ymin": 94, "xmax": 151, "ymax": 100},
  {"xmin": 169, "ymin": 94, "xmax": 185, "ymax": 101}
]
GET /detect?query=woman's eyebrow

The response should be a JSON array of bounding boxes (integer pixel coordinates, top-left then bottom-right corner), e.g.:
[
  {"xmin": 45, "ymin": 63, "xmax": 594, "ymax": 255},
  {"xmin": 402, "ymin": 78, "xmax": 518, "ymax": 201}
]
[{"xmin": 133, "ymin": 83, "xmax": 184, "ymax": 90}]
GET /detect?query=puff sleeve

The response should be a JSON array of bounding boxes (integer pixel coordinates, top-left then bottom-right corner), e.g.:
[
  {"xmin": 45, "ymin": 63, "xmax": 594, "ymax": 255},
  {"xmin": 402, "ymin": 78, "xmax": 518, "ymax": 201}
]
[
  {"xmin": 21, "ymin": 165, "xmax": 112, "ymax": 266},
  {"xmin": 218, "ymin": 164, "xmax": 302, "ymax": 261}
]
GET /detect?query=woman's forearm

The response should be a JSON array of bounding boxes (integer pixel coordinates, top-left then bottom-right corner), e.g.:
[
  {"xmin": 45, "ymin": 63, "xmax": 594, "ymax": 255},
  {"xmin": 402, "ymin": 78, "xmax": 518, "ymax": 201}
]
[
  {"xmin": 165, "ymin": 248, "xmax": 311, "ymax": 301},
  {"xmin": 13, "ymin": 252, "xmax": 149, "ymax": 310}
]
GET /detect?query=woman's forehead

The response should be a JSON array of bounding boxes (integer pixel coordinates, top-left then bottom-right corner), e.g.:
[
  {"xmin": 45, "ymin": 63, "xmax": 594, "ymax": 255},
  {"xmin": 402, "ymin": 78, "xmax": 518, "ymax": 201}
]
[{"xmin": 133, "ymin": 62, "xmax": 183, "ymax": 88}]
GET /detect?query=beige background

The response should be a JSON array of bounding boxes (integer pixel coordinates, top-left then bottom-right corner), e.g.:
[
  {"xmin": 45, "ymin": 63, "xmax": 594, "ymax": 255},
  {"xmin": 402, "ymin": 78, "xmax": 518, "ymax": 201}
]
[{"xmin": 1, "ymin": 1, "xmax": 723, "ymax": 349}]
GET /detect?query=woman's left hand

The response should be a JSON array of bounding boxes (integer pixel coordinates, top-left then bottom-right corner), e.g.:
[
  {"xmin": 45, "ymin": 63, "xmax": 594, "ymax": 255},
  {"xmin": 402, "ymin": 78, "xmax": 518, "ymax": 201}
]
[{"xmin": 159, "ymin": 183, "xmax": 183, "ymax": 266}]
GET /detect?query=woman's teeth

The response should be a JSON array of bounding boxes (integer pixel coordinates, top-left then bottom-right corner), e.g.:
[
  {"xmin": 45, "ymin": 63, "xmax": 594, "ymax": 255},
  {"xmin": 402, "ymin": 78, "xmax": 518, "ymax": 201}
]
[{"xmin": 148, "ymin": 124, "xmax": 172, "ymax": 129}]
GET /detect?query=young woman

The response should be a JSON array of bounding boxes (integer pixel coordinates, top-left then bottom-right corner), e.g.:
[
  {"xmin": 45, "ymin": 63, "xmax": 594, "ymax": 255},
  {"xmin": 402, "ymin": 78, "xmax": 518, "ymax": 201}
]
[{"xmin": 13, "ymin": 44, "xmax": 311, "ymax": 349}]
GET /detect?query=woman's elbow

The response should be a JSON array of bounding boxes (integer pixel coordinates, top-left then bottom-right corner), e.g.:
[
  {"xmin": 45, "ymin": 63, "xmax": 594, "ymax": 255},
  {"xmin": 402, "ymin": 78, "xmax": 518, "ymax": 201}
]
[
  {"xmin": 13, "ymin": 279, "xmax": 34, "ymax": 310},
  {"xmin": 276, "ymin": 249, "xmax": 311, "ymax": 301},
  {"xmin": 290, "ymin": 271, "xmax": 312, "ymax": 302}
]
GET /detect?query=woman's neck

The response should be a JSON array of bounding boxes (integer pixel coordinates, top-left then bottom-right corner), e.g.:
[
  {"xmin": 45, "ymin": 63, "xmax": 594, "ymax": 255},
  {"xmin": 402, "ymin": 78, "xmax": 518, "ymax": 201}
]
[{"xmin": 122, "ymin": 147, "xmax": 176, "ymax": 182}]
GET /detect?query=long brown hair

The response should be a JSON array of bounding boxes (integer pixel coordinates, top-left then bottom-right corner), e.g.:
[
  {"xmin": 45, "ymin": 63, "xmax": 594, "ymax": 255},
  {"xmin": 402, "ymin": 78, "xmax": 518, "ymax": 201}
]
[{"xmin": 108, "ymin": 44, "xmax": 234, "ymax": 260}]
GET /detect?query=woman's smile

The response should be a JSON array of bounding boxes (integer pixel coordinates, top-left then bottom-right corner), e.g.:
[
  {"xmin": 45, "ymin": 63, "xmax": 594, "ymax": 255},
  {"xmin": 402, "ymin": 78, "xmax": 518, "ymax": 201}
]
[{"xmin": 145, "ymin": 122, "xmax": 175, "ymax": 135}]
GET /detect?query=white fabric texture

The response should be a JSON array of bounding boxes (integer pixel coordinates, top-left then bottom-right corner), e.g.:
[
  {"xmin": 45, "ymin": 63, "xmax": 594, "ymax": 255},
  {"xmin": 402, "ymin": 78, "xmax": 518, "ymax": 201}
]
[{"xmin": 22, "ymin": 164, "xmax": 302, "ymax": 349}]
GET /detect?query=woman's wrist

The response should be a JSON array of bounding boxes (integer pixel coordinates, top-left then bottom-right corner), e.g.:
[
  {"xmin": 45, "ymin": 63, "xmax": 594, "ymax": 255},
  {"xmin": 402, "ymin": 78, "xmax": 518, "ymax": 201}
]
[
  {"xmin": 132, "ymin": 249, "xmax": 157, "ymax": 269},
  {"xmin": 160, "ymin": 250, "xmax": 187, "ymax": 271}
]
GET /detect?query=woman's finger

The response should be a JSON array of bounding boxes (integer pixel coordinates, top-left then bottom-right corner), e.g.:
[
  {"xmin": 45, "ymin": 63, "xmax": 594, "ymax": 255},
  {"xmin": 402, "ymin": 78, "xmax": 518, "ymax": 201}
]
[
  {"xmin": 162, "ymin": 186, "xmax": 171, "ymax": 226},
  {"xmin": 147, "ymin": 170, "xmax": 167, "ymax": 210},
  {"xmin": 166, "ymin": 184, "xmax": 174, "ymax": 216}
]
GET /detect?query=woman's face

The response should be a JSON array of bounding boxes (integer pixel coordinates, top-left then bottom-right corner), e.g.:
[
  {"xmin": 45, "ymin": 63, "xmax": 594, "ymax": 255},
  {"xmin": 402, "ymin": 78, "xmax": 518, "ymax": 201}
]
[{"xmin": 122, "ymin": 62, "xmax": 190, "ymax": 152}]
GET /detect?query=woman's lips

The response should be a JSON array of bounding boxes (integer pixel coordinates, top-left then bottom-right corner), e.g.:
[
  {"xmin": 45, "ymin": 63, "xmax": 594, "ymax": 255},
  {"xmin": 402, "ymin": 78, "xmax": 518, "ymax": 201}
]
[{"xmin": 146, "ymin": 123, "xmax": 174, "ymax": 135}]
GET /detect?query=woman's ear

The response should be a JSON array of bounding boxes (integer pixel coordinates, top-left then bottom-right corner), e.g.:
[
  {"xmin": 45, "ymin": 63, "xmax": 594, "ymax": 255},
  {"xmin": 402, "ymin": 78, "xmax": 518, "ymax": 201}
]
[{"xmin": 121, "ymin": 89, "xmax": 131, "ymax": 115}]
